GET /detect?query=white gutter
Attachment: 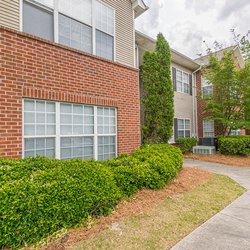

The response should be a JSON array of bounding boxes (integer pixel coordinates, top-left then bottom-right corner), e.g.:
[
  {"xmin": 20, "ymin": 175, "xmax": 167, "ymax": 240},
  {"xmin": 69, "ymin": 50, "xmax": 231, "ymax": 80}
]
[{"xmin": 192, "ymin": 66, "xmax": 202, "ymax": 140}]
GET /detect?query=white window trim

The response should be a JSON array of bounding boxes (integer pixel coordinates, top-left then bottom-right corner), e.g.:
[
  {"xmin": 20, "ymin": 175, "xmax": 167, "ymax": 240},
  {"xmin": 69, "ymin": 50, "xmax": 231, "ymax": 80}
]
[
  {"xmin": 203, "ymin": 119, "xmax": 215, "ymax": 138},
  {"xmin": 22, "ymin": 99, "xmax": 118, "ymax": 160},
  {"xmin": 177, "ymin": 118, "xmax": 191, "ymax": 138},
  {"xmin": 175, "ymin": 68, "xmax": 191, "ymax": 94},
  {"xmin": 20, "ymin": 0, "xmax": 116, "ymax": 61}
]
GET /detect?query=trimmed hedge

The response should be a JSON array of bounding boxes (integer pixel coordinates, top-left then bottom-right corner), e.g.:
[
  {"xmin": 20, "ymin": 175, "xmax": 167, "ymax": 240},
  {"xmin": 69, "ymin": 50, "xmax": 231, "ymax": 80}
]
[
  {"xmin": 175, "ymin": 137, "xmax": 198, "ymax": 153},
  {"xmin": 0, "ymin": 144, "xmax": 182, "ymax": 249},
  {"xmin": 218, "ymin": 136, "xmax": 250, "ymax": 156}
]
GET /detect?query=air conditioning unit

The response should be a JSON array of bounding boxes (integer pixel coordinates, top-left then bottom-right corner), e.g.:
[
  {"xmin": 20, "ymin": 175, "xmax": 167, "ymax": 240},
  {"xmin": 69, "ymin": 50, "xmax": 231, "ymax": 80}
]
[
  {"xmin": 193, "ymin": 146, "xmax": 216, "ymax": 155},
  {"xmin": 202, "ymin": 137, "xmax": 218, "ymax": 147}
]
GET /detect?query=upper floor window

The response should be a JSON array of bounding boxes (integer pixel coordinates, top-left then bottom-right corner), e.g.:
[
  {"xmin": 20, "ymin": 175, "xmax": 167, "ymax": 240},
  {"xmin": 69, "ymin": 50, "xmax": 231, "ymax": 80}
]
[
  {"xmin": 22, "ymin": 0, "xmax": 115, "ymax": 61},
  {"xmin": 202, "ymin": 78, "xmax": 213, "ymax": 98},
  {"xmin": 172, "ymin": 67, "xmax": 192, "ymax": 95}
]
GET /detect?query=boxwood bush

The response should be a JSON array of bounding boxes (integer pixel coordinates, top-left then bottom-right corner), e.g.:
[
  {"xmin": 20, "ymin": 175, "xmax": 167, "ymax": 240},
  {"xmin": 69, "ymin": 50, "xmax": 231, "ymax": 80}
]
[
  {"xmin": 175, "ymin": 137, "xmax": 198, "ymax": 153},
  {"xmin": 218, "ymin": 136, "xmax": 250, "ymax": 156},
  {"xmin": 0, "ymin": 144, "xmax": 182, "ymax": 248}
]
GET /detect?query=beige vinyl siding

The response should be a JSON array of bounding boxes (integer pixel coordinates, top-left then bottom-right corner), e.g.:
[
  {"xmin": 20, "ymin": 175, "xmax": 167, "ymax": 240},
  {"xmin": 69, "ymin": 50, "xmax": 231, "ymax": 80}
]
[
  {"xmin": 103, "ymin": 0, "xmax": 135, "ymax": 67},
  {"xmin": 0, "ymin": 0, "xmax": 19, "ymax": 30},
  {"xmin": 0, "ymin": 0, "xmax": 135, "ymax": 67}
]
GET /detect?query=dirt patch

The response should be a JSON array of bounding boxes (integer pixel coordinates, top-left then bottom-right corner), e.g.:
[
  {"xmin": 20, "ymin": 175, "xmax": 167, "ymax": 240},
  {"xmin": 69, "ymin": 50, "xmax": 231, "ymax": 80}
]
[
  {"xmin": 185, "ymin": 153, "xmax": 250, "ymax": 167},
  {"xmin": 40, "ymin": 168, "xmax": 213, "ymax": 249}
]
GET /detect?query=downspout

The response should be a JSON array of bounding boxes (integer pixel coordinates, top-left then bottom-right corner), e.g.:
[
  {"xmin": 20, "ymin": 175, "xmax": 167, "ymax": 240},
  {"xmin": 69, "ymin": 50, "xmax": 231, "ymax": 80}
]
[{"xmin": 192, "ymin": 66, "xmax": 202, "ymax": 141}]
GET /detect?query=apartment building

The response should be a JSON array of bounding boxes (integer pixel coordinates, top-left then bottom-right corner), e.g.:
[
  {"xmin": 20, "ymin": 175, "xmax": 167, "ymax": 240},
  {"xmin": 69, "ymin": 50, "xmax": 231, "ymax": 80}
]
[
  {"xmin": 195, "ymin": 46, "xmax": 246, "ymax": 141},
  {"xmin": 135, "ymin": 31, "xmax": 200, "ymax": 143},
  {"xmin": 0, "ymin": 0, "xmax": 148, "ymax": 159}
]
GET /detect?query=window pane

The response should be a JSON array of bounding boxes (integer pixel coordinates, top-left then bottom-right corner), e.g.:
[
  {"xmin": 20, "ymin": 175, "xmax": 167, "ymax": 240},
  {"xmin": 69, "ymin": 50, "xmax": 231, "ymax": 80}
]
[
  {"xmin": 178, "ymin": 119, "xmax": 184, "ymax": 130},
  {"xmin": 59, "ymin": 0, "xmax": 92, "ymax": 25},
  {"xmin": 60, "ymin": 136, "xmax": 94, "ymax": 160},
  {"xmin": 23, "ymin": 1, "xmax": 54, "ymax": 41},
  {"xmin": 24, "ymin": 138, "xmax": 55, "ymax": 158},
  {"xmin": 98, "ymin": 136, "xmax": 116, "ymax": 160},
  {"xmin": 24, "ymin": 100, "xmax": 35, "ymax": 111},
  {"xmin": 185, "ymin": 120, "xmax": 191, "ymax": 130},
  {"xmin": 59, "ymin": 14, "xmax": 92, "ymax": 54},
  {"xmin": 96, "ymin": 30, "xmax": 114, "ymax": 61},
  {"xmin": 96, "ymin": 1, "xmax": 114, "ymax": 35},
  {"xmin": 97, "ymin": 107, "xmax": 116, "ymax": 135},
  {"xmin": 25, "ymin": 138, "xmax": 35, "ymax": 151},
  {"xmin": 24, "ymin": 112, "xmax": 35, "ymax": 123},
  {"xmin": 178, "ymin": 131, "xmax": 185, "ymax": 138},
  {"xmin": 24, "ymin": 125, "xmax": 35, "ymax": 136}
]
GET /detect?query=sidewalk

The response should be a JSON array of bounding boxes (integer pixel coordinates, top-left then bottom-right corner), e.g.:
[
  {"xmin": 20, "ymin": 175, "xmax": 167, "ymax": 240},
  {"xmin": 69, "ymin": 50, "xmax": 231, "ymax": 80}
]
[{"xmin": 171, "ymin": 159, "xmax": 250, "ymax": 250}]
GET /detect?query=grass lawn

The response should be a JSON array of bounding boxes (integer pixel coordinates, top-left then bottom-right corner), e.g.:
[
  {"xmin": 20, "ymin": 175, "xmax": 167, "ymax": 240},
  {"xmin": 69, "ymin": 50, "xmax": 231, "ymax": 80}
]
[
  {"xmin": 185, "ymin": 153, "xmax": 250, "ymax": 167},
  {"xmin": 61, "ymin": 170, "xmax": 245, "ymax": 250}
]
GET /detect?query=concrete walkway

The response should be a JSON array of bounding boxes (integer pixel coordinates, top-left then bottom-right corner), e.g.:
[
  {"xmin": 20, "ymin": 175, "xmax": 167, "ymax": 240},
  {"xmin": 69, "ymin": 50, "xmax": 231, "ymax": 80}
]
[{"xmin": 171, "ymin": 159, "xmax": 250, "ymax": 250}]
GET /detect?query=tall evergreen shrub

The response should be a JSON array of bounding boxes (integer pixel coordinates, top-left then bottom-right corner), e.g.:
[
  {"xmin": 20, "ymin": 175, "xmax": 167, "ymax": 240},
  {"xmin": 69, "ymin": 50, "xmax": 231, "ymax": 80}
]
[{"xmin": 141, "ymin": 33, "xmax": 174, "ymax": 143}]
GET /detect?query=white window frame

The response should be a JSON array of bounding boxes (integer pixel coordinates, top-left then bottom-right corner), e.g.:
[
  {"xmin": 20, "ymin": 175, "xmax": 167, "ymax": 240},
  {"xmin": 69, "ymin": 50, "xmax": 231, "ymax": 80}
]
[
  {"xmin": 20, "ymin": 0, "xmax": 116, "ymax": 61},
  {"xmin": 175, "ymin": 68, "xmax": 191, "ymax": 94},
  {"xmin": 203, "ymin": 120, "xmax": 215, "ymax": 138},
  {"xmin": 202, "ymin": 78, "xmax": 213, "ymax": 98},
  {"xmin": 22, "ymin": 99, "xmax": 117, "ymax": 160},
  {"xmin": 177, "ymin": 118, "xmax": 191, "ymax": 138}
]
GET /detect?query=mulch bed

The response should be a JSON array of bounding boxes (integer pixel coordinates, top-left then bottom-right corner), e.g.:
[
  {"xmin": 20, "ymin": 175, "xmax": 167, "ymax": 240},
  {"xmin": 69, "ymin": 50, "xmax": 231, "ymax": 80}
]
[
  {"xmin": 185, "ymin": 153, "xmax": 250, "ymax": 167},
  {"xmin": 41, "ymin": 168, "xmax": 213, "ymax": 249}
]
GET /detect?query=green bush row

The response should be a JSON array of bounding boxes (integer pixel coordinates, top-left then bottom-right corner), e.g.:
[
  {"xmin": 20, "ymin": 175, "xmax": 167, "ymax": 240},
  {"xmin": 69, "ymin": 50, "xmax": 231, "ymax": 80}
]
[
  {"xmin": 0, "ymin": 144, "xmax": 183, "ymax": 249},
  {"xmin": 175, "ymin": 137, "xmax": 198, "ymax": 153},
  {"xmin": 218, "ymin": 136, "xmax": 250, "ymax": 156}
]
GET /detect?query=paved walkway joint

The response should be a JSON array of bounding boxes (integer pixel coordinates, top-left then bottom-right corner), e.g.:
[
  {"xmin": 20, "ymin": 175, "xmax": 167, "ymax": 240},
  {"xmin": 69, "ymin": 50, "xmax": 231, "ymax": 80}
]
[{"xmin": 171, "ymin": 159, "xmax": 250, "ymax": 250}]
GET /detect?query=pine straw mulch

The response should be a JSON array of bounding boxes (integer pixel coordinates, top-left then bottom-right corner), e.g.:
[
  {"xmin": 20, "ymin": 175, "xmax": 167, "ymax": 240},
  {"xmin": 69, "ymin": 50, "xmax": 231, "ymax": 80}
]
[
  {"xmin": 41, "ymin": 168, "xmax": 213, "ymax": 250},
  {"xmin": 185, "ymin": 153, "xmax": 250, "ymax": 167}
]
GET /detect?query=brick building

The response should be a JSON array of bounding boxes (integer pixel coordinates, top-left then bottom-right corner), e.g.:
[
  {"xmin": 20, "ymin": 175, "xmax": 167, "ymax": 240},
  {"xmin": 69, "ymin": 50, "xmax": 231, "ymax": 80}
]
[{"xmin": 0, "ymin": 0, "xmax": 148, "ymax": 159}]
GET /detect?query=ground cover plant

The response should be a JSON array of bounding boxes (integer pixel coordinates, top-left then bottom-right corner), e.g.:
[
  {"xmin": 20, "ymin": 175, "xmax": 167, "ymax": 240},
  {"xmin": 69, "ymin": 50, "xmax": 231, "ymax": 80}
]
[{"xmin": 0, "ymin": 144, "xmax": 182, "ymax": 249}]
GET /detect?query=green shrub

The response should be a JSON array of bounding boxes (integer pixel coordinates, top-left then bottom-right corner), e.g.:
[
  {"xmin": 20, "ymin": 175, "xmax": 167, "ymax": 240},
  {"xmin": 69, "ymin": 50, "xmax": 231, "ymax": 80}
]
[
  {"xmin": 175, "ymin": 137, "xmax": 198, "ymax": 153},
  {"xmin": 0, "ymin": 144, "xmax": 183, "ymax": 248},
  {"xmin": 0, "ymin": 160, "xmax": 121, "ymax": 248},
  {"xmin": 218, "ymin": 136, "xmax": 250, "ymax": 156}
]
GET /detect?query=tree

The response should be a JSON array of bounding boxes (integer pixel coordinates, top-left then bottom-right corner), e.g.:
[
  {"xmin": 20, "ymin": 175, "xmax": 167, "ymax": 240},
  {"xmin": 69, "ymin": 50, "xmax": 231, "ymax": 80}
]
[
  {"xmin": 141, "ymin": 33, "xmax": 174, "ymax": 144},
  {"xmin": 202, "ymin": 50, "xmax": 250, "ymax": 135}
]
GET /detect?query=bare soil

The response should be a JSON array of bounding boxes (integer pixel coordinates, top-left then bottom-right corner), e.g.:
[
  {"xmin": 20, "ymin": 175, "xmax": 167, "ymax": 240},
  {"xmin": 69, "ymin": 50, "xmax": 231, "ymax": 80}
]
[
  {"xmin": 185, "ymin": 153, "xmax": 250, "ymax": 167},
  {"xmin": 41, "ymin": 168, "xmax": 213, "ymax": 249}
]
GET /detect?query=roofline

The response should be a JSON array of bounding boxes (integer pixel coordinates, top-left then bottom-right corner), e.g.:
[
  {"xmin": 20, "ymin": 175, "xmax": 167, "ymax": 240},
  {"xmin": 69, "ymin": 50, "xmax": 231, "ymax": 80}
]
[
  {"xmin": 135, "ymin": 30, "xmax": 200, "ymax": 68},
  {"xmin": 195, "ymin": 45, "xmax": 237, "ymax": 60}
]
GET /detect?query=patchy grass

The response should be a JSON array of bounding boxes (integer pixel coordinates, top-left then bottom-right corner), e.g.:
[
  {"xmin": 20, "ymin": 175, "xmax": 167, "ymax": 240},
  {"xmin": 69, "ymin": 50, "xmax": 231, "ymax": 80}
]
[
  {"xmin": 67, "ymin": 174, "xmax": 245, "ymax": 250},
  {"xmin": 185, "ymin": 153, "xmax": 250, "ymax": 167}
]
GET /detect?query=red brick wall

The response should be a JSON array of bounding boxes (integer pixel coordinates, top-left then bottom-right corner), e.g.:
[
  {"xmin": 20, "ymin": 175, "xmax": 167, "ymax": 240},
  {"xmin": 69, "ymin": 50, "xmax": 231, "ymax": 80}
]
[{"xmin": 0, "ymin": 26, "xmax": 140, "ymax": 158}]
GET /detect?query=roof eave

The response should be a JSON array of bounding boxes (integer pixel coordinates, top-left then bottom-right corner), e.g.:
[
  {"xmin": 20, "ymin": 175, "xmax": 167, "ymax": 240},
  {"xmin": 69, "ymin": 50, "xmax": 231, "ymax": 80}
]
[{"xmin": 132, "ymin": 0, "xmax": 149, "ymax": 18}]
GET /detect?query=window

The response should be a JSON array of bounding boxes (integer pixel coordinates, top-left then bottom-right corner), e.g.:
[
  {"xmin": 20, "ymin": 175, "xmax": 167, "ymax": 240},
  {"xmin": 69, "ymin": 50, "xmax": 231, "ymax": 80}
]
[
  {"xmin": 177, "ymin": 119, "xmax": 191, "ymax": 138},
  {"xmin": 22, "ymin": 0, "xmax": 115, "ymax": 60},
  {"xmin": 95, "ymin": 1, "xmax": 114, "ymax": 60},
  {"xmin": 203, "ymin": 120, "xmax": 215, "ymax": 138},
  {"xmin": 175, "ymin": 69, "xmax": 191, "ymax": 94},
  {"xmin": 23, "ymin": 99, "xmax": 117, "ymax": 160},
  {"xmin": 97, "ymin": 107, "xmax": 116, "ymax": 160},
  {"xmin": 23, "ymin": 1, "xmax": 54, "ymax": 41},
  {"xmin": 23, "ymin": 100, "xmax": 56, "ymax": 158},
  {"xmin": 59, "ymin": 14, "xmax": 92, "ymax": 53},
  {"xmin": 202, "ymin": 78, "xmax": 213, "ymax": 98}
]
